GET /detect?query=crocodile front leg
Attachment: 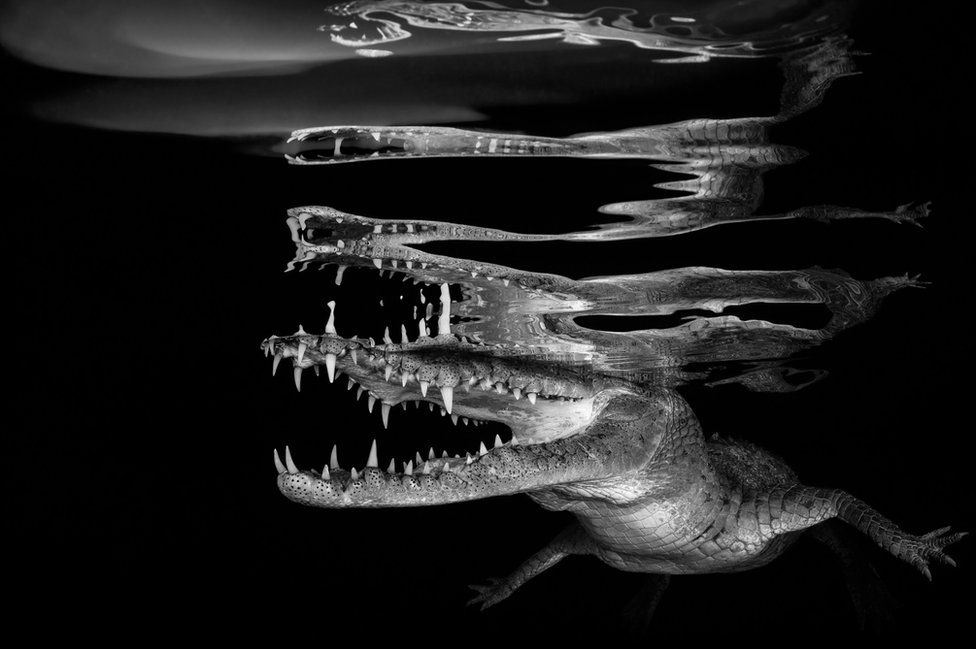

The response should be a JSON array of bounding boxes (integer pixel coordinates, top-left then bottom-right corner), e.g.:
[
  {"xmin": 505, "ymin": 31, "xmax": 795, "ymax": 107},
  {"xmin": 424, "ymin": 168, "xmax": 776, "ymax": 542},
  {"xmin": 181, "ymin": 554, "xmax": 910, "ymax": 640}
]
[
  {"xmin": 767, "ymin": 486, "xmax": 967, "ymax": 579},
  {"xmin": 467, "ymin": 524, "xmax": 594, "ymax": 610}
]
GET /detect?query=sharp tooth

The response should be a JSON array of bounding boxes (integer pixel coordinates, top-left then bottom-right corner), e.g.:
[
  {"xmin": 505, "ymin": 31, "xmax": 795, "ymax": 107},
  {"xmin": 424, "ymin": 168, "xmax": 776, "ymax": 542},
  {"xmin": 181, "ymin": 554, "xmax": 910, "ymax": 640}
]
[
  {"xmin": 322, "ymin": 464, "xmax": 330, "ymax": 480},
  {"xmin": 443, "ymin": 462, "xmax": 452, "ymax": 472},
  {"xmin": 406, "ymin": 260, "xmax": 414, "ymax": 268},
  {"xmin": 428, "ymin": 402, "xmax": 435, "ymax": 412},
  {"xmin": 368, "ymin": 395, "xmax": 376, "ymax": 412},
  {"xmin": 330, "ymin": 445, "xmax": 340, "ymax": 469},
  {"xmin": 296, "ymin": 324, "xmax": 307, "ymax": 335},
  {"xmin": 325, "ymin": 301, "xmax": 337, "ymax": 334},
  {"xmin": 404, "ymin": 460, "xmax": 414, "ymax": 476},
  {"xmin": 391, "ymin": 260, "xmax": 398, "ymax": 269},
  {"xmin": 373, "ymin": 258, "xmax": 383, "ymax": 269},
  {"xmin": 373, "ymin": 225, "xmax": 382, "ymax": 234},
  {"xmin": 387, "ymin": 459, "xmax": 396, "ymax": 474},
  {"xmin": 293, "ymin": 366, "xmax": 304, "ymax": 391},
  {"xmin": 356, "ymin": 385, "xmax": 365, "ymax": 400},
  {"xmin": 385, "ymin": 365, "xmax": 394, "ymax": 381},
  {"xmin": 421, "ymin": 262, "xmax": 428, "ymax": 269},
  {"xmin": 419, "ymin": 380, "xmax": 430, "ymax": 397},
  {"xmin": 422, "ymin": 461, "xmax": 431, "ymax": 475},
  {"xmin": 494, "ymin": 434, "xmax": 503, "ymax": 448},
  {"xmin": 420, "ymin": 293, "xmax": 426, "ymax": 304},
  {"xmin": 440, "ymin": 407, "xmax": 446, "ymax": 416},
  {"xmin": 438, "ymin": 283, "xmax": 451, "ymax": 334},
  {"xmin": 418, "ymin": 319, "xmax": 427, "ymax": 337},
  {"xmin": 272, "ymin": 354, "xmax": 283, "ymax": 376},
  {"xmin": 335, "ymin": 265, "xmax": 346, "ymax": 286},
  {"xmin": 502, "ymin": 279, "xmax": 510, "ymax": 286},
  {"xmin": 466, "ymin": 453, "xmax": 474, "ymax": 465},
  {"xmin": 350, "ymin": 348, "xmax": 358, "ymax": 364},
  {"xmin": 401, "ymin": 402, "xmax": 408, "ymax": 410},
  {"xmin": 367, "ymin": 439, "xmax": 379, "ymax": 468},
  {"xmin": 495, "ymin": 383, "xmax": 505, "ymax": 394},
  {"xmin": 347, "ymin": 377, "xmax": 355, "ymax": 390},
  {"xmin": 415, "ymin": 452, "xmax": 423, "ymax": 465},
  {"xmin": 527, "ymin": 392, "xmax": 537, "ymax": 405},
  {"xmin": 428, "ymin": 447, "xmax": 435, "ymax": 460},
  {"xmin": 400, "ymin": 324, "xmax": 409, "ymax": 344},
  {"xmin": 461, "ymin": 417, "xmax": 469, "ymax": 426},
  {"xmin": 284, "ymin": 446, "xmax": 299, "ymax": 474},
  {"xmin": 383, "ymin": 327, "xmax": 393, "ymax": 344},
  {"xmin": 512, "ymin": 388, "xmax": 522, "ymax": 400},
  {"xmin": 451, "ymin": 414, "xmax": 458, "ymax": 425},
  {"xmin": 401, "ymin": 372, "xmax": 409, "ymax": 387},
  {"xmin": 313, "ymin": 365, "xmax": 320, "ymax": 377},
  {"xmin": 351, "ymin": 468, "xmax": 359, "ymax": 481},
  {"xmin": 274, "ymin": 449, "xmax": 287, "ymax": 474},
  {"xmin": 381, "ymin": 403, "xmax": 391, "ymax": 428},
  {"xmin": 325, "ymin": 353, "xmax": 337, "ymax": 383},
  {"xmin": 441, "ymin": 450, "xmax": 448, "ymax": 458},
  {"xmin": 371, "ymin": 131, "xmax": 381, "ymax": 141},
  {"xmin": 479, "ymin": 441, "xmax": 488, "ymax": 456},
  {"xmin": 440, "ymin": 385, "xmax": 454, "ymax": 414},
  {"xmin": 297, "ymin": 341, "xmax": 307, "ymax": 364}
]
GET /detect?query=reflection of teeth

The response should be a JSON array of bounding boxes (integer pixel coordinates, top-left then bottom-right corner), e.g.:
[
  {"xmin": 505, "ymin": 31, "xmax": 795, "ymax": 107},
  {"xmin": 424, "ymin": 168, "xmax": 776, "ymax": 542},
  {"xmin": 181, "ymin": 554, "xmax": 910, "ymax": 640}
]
[{"xmin": 325, "ymin": 353, "xmax": 337, "ymax": 383}]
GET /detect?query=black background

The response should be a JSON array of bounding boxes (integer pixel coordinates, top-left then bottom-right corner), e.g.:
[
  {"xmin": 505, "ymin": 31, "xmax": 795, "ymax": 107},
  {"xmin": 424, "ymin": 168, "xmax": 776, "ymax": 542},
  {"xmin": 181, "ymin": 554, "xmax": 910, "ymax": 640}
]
[{"xmin": 8, "ymin": 0, "xmax": 973, "ymax": 640}]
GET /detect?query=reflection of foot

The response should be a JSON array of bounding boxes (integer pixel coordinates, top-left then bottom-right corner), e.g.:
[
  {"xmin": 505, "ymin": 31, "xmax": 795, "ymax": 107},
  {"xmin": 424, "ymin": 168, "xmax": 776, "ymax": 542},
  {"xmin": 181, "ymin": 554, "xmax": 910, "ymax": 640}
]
[
  {"xmin": 892, "ymin": 200, "xmax": 932, "ymax": 227},
  {"xmin": 620, "ymin": 574, "xmax": 671, "ymax": 636},
  {"xmin": 466, "ymin": 577, "xmax": 512, "ymax": 611},
  {"xmin": 894, "ymin": 526, "xmax": 967, "ymax": 580}
]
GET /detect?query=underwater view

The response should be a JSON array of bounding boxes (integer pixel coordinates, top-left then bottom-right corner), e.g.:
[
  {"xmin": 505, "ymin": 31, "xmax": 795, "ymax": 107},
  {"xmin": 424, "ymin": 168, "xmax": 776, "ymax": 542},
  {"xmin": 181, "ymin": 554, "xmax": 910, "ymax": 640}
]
[{"xmin": 7, "ymin": 0, "xmax": 972, "ymax": 639}]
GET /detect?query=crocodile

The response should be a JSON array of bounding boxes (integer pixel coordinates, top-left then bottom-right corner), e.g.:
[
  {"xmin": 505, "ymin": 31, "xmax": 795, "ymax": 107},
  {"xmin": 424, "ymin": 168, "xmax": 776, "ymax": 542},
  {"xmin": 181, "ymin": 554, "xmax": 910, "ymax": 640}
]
[{"xmin": 262, "ymin": 279, "xmax": 964, "ymax": 609}]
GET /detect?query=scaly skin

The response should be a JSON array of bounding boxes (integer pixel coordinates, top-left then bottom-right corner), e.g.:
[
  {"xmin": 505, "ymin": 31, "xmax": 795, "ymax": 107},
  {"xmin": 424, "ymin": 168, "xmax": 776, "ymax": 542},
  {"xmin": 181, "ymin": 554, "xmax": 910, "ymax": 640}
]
[{"xmin": 264, "ymin": 315, "xmax": 965, "ymax": 609}]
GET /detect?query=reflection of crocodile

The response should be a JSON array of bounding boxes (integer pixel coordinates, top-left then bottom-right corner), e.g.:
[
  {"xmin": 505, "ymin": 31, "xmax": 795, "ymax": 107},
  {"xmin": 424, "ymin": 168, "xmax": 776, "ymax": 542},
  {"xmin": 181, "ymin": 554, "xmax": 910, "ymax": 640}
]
[
  {"xmin": 323, "ymin": 0, "xmax": 850, "ymax": 60},
  {"xmin": 263, "ymin": 283, "xmax": 964, "ymax": 609}
]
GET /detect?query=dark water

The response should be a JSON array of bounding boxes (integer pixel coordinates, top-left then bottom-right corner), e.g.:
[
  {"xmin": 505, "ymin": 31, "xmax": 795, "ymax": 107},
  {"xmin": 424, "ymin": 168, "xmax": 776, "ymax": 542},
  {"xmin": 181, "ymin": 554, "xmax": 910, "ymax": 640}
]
[{"xmin": 7, "ymin": 0, "xmax": 973, "ymax": 639}]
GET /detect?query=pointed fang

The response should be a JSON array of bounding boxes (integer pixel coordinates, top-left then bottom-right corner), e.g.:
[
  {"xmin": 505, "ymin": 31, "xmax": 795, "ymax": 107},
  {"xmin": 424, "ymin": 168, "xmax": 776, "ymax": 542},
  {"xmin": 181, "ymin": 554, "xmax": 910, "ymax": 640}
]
[
  {"xmin": 284, "ymin": 446, "xmax": 299, "ymax": 474},
  {"xmin": 440, "ymin": 385, "xmax": 454, "ymax": 414}
]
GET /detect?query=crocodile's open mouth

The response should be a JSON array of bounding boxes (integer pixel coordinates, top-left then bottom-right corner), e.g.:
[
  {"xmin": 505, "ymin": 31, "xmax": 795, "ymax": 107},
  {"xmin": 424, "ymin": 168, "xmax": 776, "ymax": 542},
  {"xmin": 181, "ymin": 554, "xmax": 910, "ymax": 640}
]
[{"xmin": 262, "ymin": 271, "xmax": 624, "ymax": 505}]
